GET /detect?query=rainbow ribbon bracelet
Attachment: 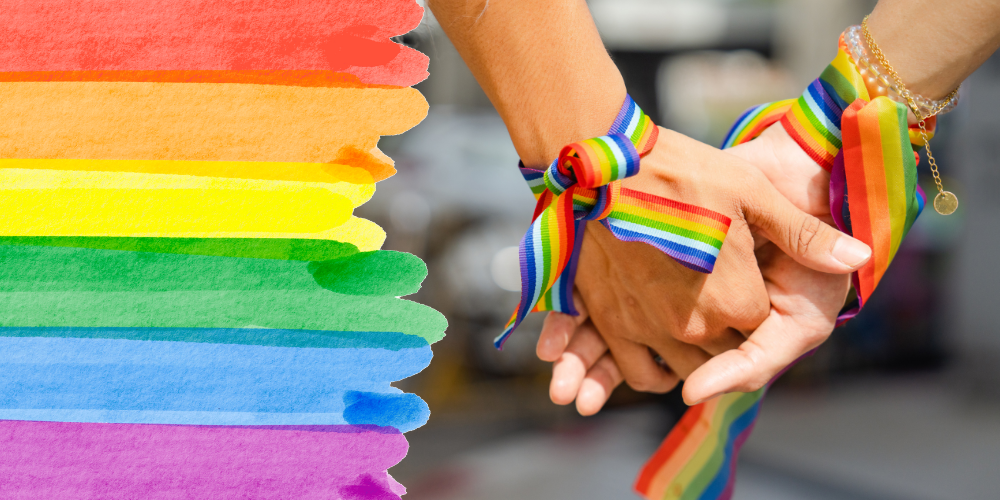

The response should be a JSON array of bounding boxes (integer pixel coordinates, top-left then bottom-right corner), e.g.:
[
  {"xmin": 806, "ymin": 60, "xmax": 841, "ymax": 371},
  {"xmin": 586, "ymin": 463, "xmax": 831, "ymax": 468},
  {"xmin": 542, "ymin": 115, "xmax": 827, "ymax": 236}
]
[
  {"xmin": 635, "ymin": 33, "xmax": 931, "ymax": 500},
  {"xmin": 495, "ymin": 96, "xmax": 732, "ymax": 348}
]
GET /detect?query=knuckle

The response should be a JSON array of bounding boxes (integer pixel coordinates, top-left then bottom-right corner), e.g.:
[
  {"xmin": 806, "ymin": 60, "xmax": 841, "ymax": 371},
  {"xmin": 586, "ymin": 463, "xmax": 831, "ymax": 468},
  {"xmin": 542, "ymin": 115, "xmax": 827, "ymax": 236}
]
[
  {"xmin": 672, "ymin": 317, "xmax": 710, "ymax": 345},
  {"xmin": 794, "ymin": 215, "xmax": 822, "ymax": 256},
  {"xmin": 744, "ymin": 295, "xmax": 770, "ymax": 326},
  {"xmin": 624, "ymin": 293, "xmax": 640, "ymax": 311},
  {"xmin": 675, "ymin": 328, "xmax": 707, "ymax": 346}
]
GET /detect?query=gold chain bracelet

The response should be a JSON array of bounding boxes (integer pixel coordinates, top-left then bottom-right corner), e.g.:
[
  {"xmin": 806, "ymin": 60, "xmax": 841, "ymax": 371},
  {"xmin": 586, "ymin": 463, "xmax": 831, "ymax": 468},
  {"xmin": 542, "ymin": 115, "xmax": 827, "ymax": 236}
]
[{"xmin": 862, "ymin": 15, "xmax": 959, "ymax": 215}]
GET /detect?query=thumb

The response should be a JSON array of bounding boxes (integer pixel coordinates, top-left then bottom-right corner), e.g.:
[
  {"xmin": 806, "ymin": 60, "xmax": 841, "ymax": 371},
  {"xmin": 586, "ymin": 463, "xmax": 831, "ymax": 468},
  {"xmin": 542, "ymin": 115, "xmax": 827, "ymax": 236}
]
[
  {"xmin": 682, "ymin": 309, "xmax": 822, "ymax": 405},
  {"xmin": 742, "ymin": 179, "xmax": 870, "ymax": 274}
]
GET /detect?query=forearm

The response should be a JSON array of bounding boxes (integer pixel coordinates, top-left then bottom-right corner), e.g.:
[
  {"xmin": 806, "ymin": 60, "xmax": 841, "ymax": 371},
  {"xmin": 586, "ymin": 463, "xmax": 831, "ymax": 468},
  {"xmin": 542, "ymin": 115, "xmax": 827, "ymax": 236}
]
[
  {"xmin": 868, "ymin": 0, "xmax": 1000, "ymax": 99},
  {"xmin": 427, "ymin": 0, "xmax": 625, "ymax": 166}
]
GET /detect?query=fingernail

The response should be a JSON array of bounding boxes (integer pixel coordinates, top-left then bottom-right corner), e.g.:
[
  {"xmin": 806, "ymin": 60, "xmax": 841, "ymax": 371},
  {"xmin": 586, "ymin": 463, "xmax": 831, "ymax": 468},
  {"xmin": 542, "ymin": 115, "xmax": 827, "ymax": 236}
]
[{"xmin": 831, "ymin": 236, "xmax": 871, "ymax": 269}]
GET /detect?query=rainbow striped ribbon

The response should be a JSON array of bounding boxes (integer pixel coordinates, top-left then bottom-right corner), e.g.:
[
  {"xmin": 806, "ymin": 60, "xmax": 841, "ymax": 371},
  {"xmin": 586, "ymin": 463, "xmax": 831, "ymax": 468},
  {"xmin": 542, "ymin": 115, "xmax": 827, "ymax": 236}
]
[
  {"xmin": 636, "ymin": 34, "xmax": 931, "ymax": 500},
  {"xmin": 495, "ymin": 96, "xmax": 732, "ymax": 348}
]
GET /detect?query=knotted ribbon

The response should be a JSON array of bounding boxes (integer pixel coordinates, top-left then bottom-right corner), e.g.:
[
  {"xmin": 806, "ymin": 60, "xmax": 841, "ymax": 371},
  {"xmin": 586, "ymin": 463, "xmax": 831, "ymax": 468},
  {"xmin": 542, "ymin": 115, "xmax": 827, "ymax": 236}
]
[
  {"xmin": 496, "ymin": 96, "xmax": 732, "ymax": 349},
  {"xmin": 635, "ymin": 34, "xmax": 932, "ymax": 500}
]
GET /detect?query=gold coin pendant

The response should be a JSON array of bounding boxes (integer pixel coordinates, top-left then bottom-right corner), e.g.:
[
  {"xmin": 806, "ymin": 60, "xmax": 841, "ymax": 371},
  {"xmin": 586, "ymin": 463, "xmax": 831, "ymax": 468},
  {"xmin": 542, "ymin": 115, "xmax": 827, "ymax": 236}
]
[{"xmin": 933, "ymin": 191, "xmax": 959, "ymax": 215}]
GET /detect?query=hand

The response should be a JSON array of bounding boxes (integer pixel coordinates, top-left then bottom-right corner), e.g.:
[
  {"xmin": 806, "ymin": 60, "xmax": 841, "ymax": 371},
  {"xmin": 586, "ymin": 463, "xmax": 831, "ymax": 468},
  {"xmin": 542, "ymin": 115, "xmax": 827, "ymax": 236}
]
[
  {"xmin": 535, "ymin": 126, "xmax": 868, "ymax": 415},
  {"xmin": 681, "ymin": 123, "xmax": 851, "ymax": 404}
]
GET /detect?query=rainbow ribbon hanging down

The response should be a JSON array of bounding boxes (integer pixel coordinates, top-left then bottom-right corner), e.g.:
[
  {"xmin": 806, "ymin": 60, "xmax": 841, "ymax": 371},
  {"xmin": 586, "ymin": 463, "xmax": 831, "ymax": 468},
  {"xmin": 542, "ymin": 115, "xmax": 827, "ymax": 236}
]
[
  {"xmin": 635, "ymin": 34, "xmax": 930, "ymax": 500},
  {"xmin": 495, "ymin": 95, "xmax": 732, "ymax": 348}
]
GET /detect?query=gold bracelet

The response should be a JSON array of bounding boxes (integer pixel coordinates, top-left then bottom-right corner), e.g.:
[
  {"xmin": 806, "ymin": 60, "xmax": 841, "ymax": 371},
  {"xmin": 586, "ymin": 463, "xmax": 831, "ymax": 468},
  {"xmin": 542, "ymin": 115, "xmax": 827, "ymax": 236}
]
[{"xmin": 862, "ymin": 15, "xmax": 959, "ymax": 215}]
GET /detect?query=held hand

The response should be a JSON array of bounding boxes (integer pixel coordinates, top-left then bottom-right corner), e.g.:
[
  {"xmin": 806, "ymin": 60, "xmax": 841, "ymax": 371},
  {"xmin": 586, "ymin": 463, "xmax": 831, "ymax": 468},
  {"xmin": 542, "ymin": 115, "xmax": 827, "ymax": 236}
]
[
  {"xmin": 536, "ymin": 127, "xmax": 868, "ymax": 414},
  {"xmin": 681, "ymin": 123, "xmax": 850, "ymax": 404}
]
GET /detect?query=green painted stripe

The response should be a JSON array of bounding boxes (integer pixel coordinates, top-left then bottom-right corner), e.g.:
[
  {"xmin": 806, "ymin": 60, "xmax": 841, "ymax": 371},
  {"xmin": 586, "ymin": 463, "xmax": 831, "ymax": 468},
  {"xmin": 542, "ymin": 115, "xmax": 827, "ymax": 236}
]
[
  {"xmin": 0, "ymin": 245, "xmax": 426, "ymax": 297},
  {"xmin": 0, "ymin": 236, "xmax": 359, "ymax": 261}
]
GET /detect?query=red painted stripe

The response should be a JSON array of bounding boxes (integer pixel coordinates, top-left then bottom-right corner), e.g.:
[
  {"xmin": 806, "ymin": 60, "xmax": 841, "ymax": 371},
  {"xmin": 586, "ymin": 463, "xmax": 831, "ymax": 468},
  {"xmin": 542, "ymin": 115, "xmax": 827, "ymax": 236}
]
[
  {"xmin": 0, "ymin": 70, "xmax": 402, "ymax": 88},
  {"xmin": 0, "ymin": 0, "xmax": 427, "ymax": 87}
]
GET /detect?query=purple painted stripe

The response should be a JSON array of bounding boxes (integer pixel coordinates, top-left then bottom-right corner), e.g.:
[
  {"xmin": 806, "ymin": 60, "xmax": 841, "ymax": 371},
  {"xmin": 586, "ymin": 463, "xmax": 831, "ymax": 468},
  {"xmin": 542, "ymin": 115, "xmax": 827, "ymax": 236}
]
[{"xmin": 0, "ymin": 420, "xmax": 408, "ymax": 499}]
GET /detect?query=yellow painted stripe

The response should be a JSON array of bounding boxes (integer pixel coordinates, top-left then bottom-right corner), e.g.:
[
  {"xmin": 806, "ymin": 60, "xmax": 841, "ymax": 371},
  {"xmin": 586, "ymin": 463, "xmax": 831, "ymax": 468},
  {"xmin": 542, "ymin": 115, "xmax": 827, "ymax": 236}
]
[
  {"xmin": 0, "ymin": 170, "xmax": 387, "ymax": 249},
  {"xmin": 0, "ymin": 82, "xmax": 427, "ymax": 163},
  {"xmin": 0, "ymin": 158, "xmax": 375, "ymax": 185},
  {"xmin": 0, "ymin": 168, "xmax": 374, "ymax": 207}
]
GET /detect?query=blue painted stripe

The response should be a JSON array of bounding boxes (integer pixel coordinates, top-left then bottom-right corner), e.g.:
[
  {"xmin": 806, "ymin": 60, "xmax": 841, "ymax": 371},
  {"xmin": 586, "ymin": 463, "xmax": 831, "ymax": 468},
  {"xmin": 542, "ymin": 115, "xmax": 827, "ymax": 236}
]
[{"xmin": 0, "ymin": 336, "xmax": 431, "ymax": 417}]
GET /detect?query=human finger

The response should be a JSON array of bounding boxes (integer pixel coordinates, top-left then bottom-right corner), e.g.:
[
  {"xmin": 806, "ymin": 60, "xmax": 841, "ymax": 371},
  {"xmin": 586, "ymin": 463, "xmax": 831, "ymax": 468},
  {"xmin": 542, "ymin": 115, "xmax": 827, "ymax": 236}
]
[
  {"xmin": 549, "ymin": 320, "xmax": 607, "ymax": 405},
  {"xmin": 575, "ymin": 353, "xmax": 624, "ymax": 416},
  {"xmin": 681, "ymin": 309, "xmax": 828, "ymax": 405},
  {"xmin": 604, "ymin": 335, "xmax": 680, "ymax": 394},
  {"xmin": 647, "ymin": 335, "xmax": 713, "ymax": 380},
  {"xmin": 740, "ymin": 174, "xmax": 870, "ymax": 274},
  {"xmin": 537, "ymin": 289, "xmax": 589, "ymax": 362}
]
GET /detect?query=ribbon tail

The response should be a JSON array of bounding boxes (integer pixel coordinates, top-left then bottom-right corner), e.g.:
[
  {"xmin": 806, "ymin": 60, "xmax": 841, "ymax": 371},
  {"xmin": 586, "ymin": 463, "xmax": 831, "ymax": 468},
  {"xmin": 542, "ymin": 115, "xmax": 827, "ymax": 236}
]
[
  {"xmin": 495, "ymin": 191, "xmax": 577, "ymax": 349},
  {"xmin": 629, "ymin": 99, "xmax": 791, "ymax": 500},
  {"xmin": 633, "ymin": 390, "xmax": 765, "ymax": 500}
]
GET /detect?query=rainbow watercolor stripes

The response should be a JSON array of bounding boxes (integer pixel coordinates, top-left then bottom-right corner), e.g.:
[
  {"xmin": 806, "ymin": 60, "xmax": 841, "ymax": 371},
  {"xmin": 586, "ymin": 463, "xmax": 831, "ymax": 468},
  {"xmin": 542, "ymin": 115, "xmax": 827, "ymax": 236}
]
[
  {"xmin": 0, "ymin": 1, "xmax": 443, "ymax": 497},
  {"xmin": 496, "ymin": 96, "xmax": 731, "ymax": 348},
  {"xmin": 636, "ymin": 34, "xmax": 931, "ymax": 500}
]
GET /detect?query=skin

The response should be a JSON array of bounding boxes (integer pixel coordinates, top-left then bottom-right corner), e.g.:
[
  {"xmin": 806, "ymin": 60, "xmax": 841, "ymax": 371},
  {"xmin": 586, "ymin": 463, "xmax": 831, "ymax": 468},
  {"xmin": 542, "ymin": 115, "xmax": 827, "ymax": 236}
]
[
  {"xmin": 540, "ymin": 124, "xmax": 850, "ymax": 413},
  {"xmin": 428, "ymin": 0, "xmax": 869, "ymax": 406},
  {"xmin": 539, "ymin": 0, "xmax": 1000, "ymax": 413}
]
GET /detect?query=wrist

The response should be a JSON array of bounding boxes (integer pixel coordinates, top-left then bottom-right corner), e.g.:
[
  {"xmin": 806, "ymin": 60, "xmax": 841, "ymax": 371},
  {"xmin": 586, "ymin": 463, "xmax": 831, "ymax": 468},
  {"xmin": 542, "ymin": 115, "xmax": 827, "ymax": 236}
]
[{"xmin": 505, "ymin": 78, "xmax": 627, "ymax": 168}]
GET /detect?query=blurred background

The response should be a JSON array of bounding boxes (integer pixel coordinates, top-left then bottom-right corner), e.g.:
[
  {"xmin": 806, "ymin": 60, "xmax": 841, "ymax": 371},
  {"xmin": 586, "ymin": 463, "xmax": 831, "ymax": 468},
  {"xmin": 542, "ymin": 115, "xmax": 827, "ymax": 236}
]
[{"xmin": 365, "ymin": 1, "xmax": 1000, "ymax": 498}]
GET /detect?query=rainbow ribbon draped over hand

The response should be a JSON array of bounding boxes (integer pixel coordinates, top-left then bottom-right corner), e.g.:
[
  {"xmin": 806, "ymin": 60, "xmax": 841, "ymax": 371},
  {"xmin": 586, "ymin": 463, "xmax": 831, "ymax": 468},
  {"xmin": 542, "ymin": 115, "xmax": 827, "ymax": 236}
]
[
  {"xmin": 721, "ymin": 37, "xmax": 928, "ymax": 323},
  {"xmin": 495, "ymin": 96, "xmax": 732, "ymax": 349},
  {"xmin": 635, "ymin": 34, "xmax": 930, "ymax": 500}
]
